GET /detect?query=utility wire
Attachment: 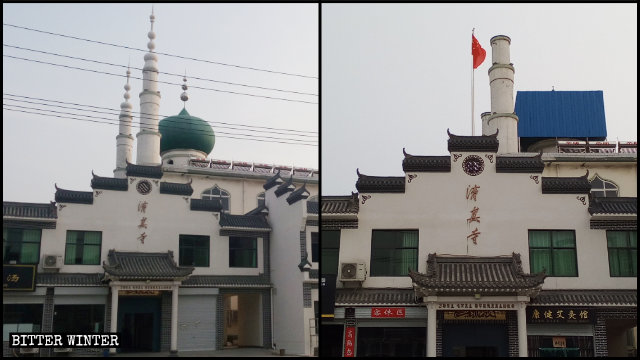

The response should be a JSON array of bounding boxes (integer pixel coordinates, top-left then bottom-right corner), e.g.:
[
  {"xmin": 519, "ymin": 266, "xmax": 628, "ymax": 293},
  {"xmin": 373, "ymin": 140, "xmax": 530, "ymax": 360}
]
[
  {"xmin": 3, "ymin": 93, "xmax": 317, "ymax": 135},
  {"xmin": 3, "ymin": 23, "xmax": 318, "ymax": 79},
  {"xmin": 3, "ymin": 106, "xmax": 318, "ymax": 147},
  {"xmin": 4, "ymin": 54, "xmax": 318, "ymax": 105},
  {"xmin": 3, "ymin": 103, "xmax": 317, "ymax": 144},
  {"xmin": 3, "ymin": 44, "xmax": 318, "ymax": 97},
  {"xmin": 3, "ymin": 97, "xmax": 317, "ymax": 139}
]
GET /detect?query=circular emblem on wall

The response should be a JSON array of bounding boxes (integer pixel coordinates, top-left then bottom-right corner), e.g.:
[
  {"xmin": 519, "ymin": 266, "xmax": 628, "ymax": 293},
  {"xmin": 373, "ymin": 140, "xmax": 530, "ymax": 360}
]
[
  {"xmin": 462, "ymin": 155, "xmax": 485, "ymax": 176},
  {"xmin": 136, "ymin": 180, "xmax": 152, "ymax": 195}
]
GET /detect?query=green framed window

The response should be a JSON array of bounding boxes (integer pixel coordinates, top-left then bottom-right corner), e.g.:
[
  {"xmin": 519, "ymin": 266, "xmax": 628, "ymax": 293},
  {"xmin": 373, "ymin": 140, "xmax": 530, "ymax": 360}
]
[
  {"xmin": 179, "ymin": 235, "xmax": 210, "ymax": 267},
  {"xmin": 321, "ymin": 230, "xmax": 340, "ymax": 275},
  {"xmin": 65, "ymin": 231, "xmax": 102, "ymax": 265},
  {"xmin": 3, "ymin": 228, "xmax": 42, "ymax": 264},
  {"xmin": 370, "ymin": 230, "xmax": 418, "ymax": 277},
  {"xmin": 607, "ymin": 231, "xmax": 637, "ymax": 277},
  {"xmin": 229, "ymin": 237, "xmax": 257, "ymax": 268},
  {"xmin": 529, "ymin": 230, "xmax": 578, "ymax": 277}
]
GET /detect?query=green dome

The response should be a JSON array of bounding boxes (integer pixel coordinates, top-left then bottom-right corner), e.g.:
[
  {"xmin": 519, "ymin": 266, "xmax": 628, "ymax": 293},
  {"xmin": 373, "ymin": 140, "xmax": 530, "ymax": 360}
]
[{"xmin": 159, "ymin": 108, "xmax": 215, "ymax": 155}]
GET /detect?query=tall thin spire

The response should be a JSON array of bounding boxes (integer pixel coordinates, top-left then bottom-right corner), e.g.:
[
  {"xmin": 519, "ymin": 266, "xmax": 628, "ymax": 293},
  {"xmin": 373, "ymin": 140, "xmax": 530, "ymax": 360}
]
[
  {"xmin": 136, "ymin": 9, "xmax": 162, "ymax": 165},
  {"xmin": 114, "ymin": 66, "xmax": 134, "ymax": 178}
]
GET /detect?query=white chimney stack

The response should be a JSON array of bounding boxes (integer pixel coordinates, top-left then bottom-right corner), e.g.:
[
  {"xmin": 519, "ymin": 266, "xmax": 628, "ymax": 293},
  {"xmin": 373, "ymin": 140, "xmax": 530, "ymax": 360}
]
[{"xmin": 483, "ymin": 35, "xmax": 519, "ymax": 153}]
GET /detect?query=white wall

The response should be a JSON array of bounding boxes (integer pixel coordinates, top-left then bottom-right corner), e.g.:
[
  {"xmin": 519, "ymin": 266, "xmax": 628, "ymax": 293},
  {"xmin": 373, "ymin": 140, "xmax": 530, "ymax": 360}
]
[{"xmin": 337, "ymin": 152, "xmax": 637, "ymax": 291}]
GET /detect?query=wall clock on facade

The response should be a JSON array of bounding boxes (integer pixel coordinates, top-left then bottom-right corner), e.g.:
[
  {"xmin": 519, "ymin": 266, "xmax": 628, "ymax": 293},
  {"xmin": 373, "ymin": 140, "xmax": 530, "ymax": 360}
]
[
  {"xmin": 136, "ymin": 180, "xmax": 152, "ymax": 195},
  {"xmin": 462, "ymin": 155, "xmax": 485, "ymax": 176}
]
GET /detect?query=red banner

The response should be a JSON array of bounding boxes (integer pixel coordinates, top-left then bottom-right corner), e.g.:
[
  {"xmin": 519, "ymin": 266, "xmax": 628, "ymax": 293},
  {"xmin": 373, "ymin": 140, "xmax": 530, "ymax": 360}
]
[
  {"xmin": 371, "ymin": 307, "xmax": 406, "ymax": 318},
  {"xmin": 344, "ymin": 326, "xmax": 355, "ymax": 357}
]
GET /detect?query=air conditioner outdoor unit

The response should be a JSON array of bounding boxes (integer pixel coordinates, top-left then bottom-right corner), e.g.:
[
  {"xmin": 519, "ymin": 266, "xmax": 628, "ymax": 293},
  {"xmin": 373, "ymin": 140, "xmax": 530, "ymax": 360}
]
[
  {"xmin": 339, "ymin": 262, "xmax": 366, "ymax": 282},
  {"xmin": 42, "ymin": 255, "xmax": 63, "ymax": 269},
  {"xmin": 20, "ymin": 348, "xmax": 40, "ymax": 354}
]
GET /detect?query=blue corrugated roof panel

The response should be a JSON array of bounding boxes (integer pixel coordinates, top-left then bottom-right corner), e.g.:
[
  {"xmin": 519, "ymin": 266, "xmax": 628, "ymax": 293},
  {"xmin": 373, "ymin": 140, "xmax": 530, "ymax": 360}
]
[{"xmin": 515, "ymin": 91, "xmax": 607, "ymax": 139}]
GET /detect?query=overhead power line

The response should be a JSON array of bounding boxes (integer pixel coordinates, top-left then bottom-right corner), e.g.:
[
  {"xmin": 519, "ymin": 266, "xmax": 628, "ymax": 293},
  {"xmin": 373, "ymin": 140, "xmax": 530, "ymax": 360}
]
[
  {"xmin": 3, "ymin": 106, "xmax": 318, "ymax": 147},
  {"xmin": 3, "ymin": 44, "xmax": 318, "ymax": 97},
  {"xmin": 3, "ymin": 93, "xmax": 317, "ymax": 135},
  {"xmin": 4, "ymin": 55, "xmax": 318, "ymax": 105},
  {"xmin": 3, "ymin": 23, "xmax": 318, "ymax": 79}
]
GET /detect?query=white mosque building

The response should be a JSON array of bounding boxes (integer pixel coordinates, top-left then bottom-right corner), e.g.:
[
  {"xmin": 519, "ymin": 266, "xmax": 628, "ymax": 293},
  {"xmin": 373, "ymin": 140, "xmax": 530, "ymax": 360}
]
[
  {"xmin": 3, "ymin": 11, "xmax": 318, "ymax": 357},
  {"xmin": 320, "ymin": 34, "xmax": 636, "ymax": 357}
]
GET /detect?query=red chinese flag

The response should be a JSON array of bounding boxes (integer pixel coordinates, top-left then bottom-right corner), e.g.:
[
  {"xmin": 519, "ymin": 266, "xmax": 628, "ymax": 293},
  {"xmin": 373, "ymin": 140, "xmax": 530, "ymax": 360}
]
[{"xmin": 472, "ymin": 34, "xmax": 486, "ymax": 69}]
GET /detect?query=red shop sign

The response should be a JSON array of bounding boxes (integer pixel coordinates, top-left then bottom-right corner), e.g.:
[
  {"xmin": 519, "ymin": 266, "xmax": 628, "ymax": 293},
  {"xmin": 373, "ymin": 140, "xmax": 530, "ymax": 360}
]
[
  {"xmin": 344, "ymin": 326, "xmax": 355, "ymax": 357},
  {"xmin": 371, "ymin": 307, "xmax": 406, "ymax": 318}
]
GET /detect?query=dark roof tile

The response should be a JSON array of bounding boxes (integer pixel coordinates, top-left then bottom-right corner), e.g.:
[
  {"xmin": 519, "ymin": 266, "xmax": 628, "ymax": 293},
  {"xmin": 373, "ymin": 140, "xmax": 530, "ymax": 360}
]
[
  {"xmin": 410, "ymin": 253, "xmax": 546, "ymax": 295},
  {"xmin": 3, "ymin": 202, "xmax": 57, "ymax": 219},
  {"xmin": 307, "ymin": 201, "xmax": 318, "ymax": 214},
  {"xmin": 496, "ymin": 153, "xmax": 544, "ymax": 173},
  {"xmin": 542, "ymin": 170, "xmax": 591, "ymax": 194},
  {"xmin": 336, "ymin": 288, "xmax": 418, "ymax": 306},
  {"xmin": 531, "ymin": 289, "xmax": 636, "ymax": 306},
  {"xmin": 275, "ymin": 176, "xmax": 295, "ymax": 197},
  {"xmin": 91, "ymin": 172, "xmax": 128, "ymax": 191},
  {"xmin": 447, "ymin": 129, "xmax": 499, "ymax": 153},
  {"xmin": 355, "ymin": 169, "xmax": 405, "ymax": 193},
  {"xmin": 126, "ymin": 161, "xmax": 163, "ymax": 179},
  {"xmin": 588, "ymin": 197, "xmax": 637, "ymax": 215},
  {"xmin": 103, "ymin": 250, "xmax": 193, "ymax": 280},
  {"xmin": 182, "ymin": 274, "xmax": 270, "ymax": 287},
  {"xmin": 37, "ymin": 273, "xmax": 103, "ymax": 286},
  {"xmin": 321, "ymin": 194, "xmax": 359, "ymax": 214},
  {"xmin": 160, "ymin": 180, "xmax": 194, "ymax": 196},
  {"xmin": 219, "ymin": 213, "xmax": 271, "ymax": 231},
  {"xmin": 54, "ymin": 185, "xmax": 93, "ymax": 205},
  {"xmin": 402, "ymin": 149, "xmax": 451, "ymax": 172},
  {"xmin": 190, "ymin": 198, "xmax": 223, "ymax": 212},
  {"xmin": 286, "ymin": 184, "xmax": 310, "ymax": 205}
]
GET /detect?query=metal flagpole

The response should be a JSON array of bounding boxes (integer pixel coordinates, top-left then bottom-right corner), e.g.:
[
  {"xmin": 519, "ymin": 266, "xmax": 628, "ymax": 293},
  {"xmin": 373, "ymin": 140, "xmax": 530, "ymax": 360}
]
[{"xmin": 471, "ymin": 28, "xmax": 475, "ymax": 136}]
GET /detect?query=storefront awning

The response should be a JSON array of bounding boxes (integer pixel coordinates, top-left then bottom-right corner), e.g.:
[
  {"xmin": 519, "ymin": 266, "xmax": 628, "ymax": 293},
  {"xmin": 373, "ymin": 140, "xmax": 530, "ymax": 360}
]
[
  {"xmin": 409, "ymin": 253, "xmax": 546, "ymax": 297},
  {"xmin": 530, "ymin": 290, "xmax": 637, "ymax": 307}
]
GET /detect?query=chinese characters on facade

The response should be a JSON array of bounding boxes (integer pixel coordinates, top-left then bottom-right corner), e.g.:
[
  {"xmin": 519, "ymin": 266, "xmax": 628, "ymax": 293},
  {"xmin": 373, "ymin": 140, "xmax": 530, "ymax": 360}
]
[{"xmin": 465, "ymin": 185, "xmax": 481, "ymax": 245}]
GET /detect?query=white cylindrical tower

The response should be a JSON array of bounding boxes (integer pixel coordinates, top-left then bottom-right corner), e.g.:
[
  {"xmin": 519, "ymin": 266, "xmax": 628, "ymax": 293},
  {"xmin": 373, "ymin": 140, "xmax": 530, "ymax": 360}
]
[
  {"xmin": 114, "ymin": 68, "xmax": 134, "ymax": 178},
  {"xmin": 483, "ymin": 35, "xmax": 519, "ymax": 153},
  {"xmin": 136, "ymin": 10, "xmax": 162, "ymax": 165}
]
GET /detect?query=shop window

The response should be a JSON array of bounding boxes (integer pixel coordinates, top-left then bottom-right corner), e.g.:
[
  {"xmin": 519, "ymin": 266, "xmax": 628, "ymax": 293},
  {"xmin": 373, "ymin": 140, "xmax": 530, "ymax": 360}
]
[
  {"xmin": 202, "ymin": 185, "xmax": 230, "ymax": 212},
  {"xmin": 3, "ymin": 228, "xmax": 41, "ymax": 265},
  {"xmin": 53, "ymin": 305, "xmax": 104, "ymax": 333},
  {"xmin": 65, "ymin": 230, "xmax": 102, "ymax": 265},
  {"xmin": 321, "ymin": 230, "xmax": 341, "ymax": 275},
  {"xmin": 311, "ymin": 232, "xmax": 319, "ymax": 263},
  {"xmin": 529, "ymin": 230, "xmax": 578, "ymax": 277},
  {"xmin": 370, "ymin": 230, "xmax": 418, "ymax": 277},
  {"xmin": 257, "ymin": 192, "xmax": 265, "ymax": 207},
  {"xmin": 607, "ymin": 231, "xmax": 637, "ymax": 277},
  {"xmin": 229, "ymin": 237, "xmax": 257, "ymax": 268},
  {"xmin": 589, "ymin": 175, "xmax": 619, "ymax": 197},
  {"xmin": 179, "ymin": 235, "xmax": 210, "ymax": 267},
  {"xmin": 3, "ymin": 304, "xmax": 43, "ymax": 340}
]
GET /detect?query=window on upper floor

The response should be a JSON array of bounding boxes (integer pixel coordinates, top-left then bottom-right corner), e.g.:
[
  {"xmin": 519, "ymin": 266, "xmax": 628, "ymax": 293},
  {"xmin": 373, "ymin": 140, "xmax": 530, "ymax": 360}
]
[
  {"xmin": 229, "ymin": 237, "xmax": 257, "ymax": 268},
  {"xmin": 529, "ymin": 230, "xmax": 578, "ymax": 277},
  {"xmin": 3, "ymin": 228, "xmax": 41, "ymax": 265},
  {"xmin": 202, "ymin": 185, "xmax": 230, "ymax": 212},
  {"xmin": 257, "ymin": 192, "xmax": 265, "ymax": 208},
  {"xmin": 589, "ymin": 175, "xmax": 619, "ymax": 198},
  {"xmin": 370, "ymin": 230, "xmax": 418, "ymax": 277},
  {"xmin": 607, "ymin": 231, "xmax": 637, "ymax": 277},
  {"xmin": 179, "ymin": 235, "xmax": 210, "ymax": 267},
  {"xmin": 311, "ymin": 232, "xmax": 319, "ymax": 263},
  {"xmin": 65, "ymin": 230, "xmax": 102, "ymax": 265},
  {"xmin": 321, "ymin": 230, "xmax": 341, "ymax": 276}
]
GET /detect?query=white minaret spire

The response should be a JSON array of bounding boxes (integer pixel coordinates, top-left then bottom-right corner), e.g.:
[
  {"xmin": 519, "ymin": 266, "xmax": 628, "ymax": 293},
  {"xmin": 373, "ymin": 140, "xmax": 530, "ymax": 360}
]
[
  {"xmin": 136, "ymin": 9, "xmax": 162, "ymax": 165},
  {"xmin": 114, "ymin": 66, "xmax": 134, "ymax": 178},
  {"xmin": 482, "ymin": 35, "xmax": 519, "ymax": 153}
]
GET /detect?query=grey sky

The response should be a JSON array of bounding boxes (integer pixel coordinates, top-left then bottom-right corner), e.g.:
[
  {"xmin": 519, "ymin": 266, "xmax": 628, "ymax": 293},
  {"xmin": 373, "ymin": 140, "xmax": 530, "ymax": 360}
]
[
  {"xmin": 322, "ymin": 3, "xmax": 637, "ymax": 195},
  {"xmin": 3, "ymin": 3, "xmax": 318, "ymax": 203}
]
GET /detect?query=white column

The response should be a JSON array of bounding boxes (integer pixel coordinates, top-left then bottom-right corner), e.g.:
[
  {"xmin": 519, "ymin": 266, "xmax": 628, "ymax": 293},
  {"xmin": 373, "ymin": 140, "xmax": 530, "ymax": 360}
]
[
  {"xmin": 110, "ymin": 285, "xmax": 120, "ymax": 354},
  {"xmin": 517, "ymin": 302, "xmax": 528, "ymax": 357},
  {"xmin": 426, "ymin": 300, "xmax": 437, "ymax": 357},
  {"xmin": 171, "ymin": 285, "xmax": 179, "ymax": 353}
]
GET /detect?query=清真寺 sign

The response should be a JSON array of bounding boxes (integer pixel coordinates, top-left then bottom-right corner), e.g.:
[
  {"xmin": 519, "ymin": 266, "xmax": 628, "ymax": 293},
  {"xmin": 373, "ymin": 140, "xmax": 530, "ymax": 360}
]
[{"xmin": 343, "ymin": 326, "xmax": 355, "ymax": 357}]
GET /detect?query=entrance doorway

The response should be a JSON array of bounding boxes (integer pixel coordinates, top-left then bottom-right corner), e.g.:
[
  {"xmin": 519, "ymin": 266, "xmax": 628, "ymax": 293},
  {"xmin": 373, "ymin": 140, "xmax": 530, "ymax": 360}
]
[
  {"xmin": 443, "ymin": 323, "xmax": 508, "ymax": 357},
  {"xmin": 223, "ymin": 293, "xmax": 262, "ymax": 348},
  {"xmin": 118, "ymin": 296, "xmax": 161, "ymax": 352}
]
